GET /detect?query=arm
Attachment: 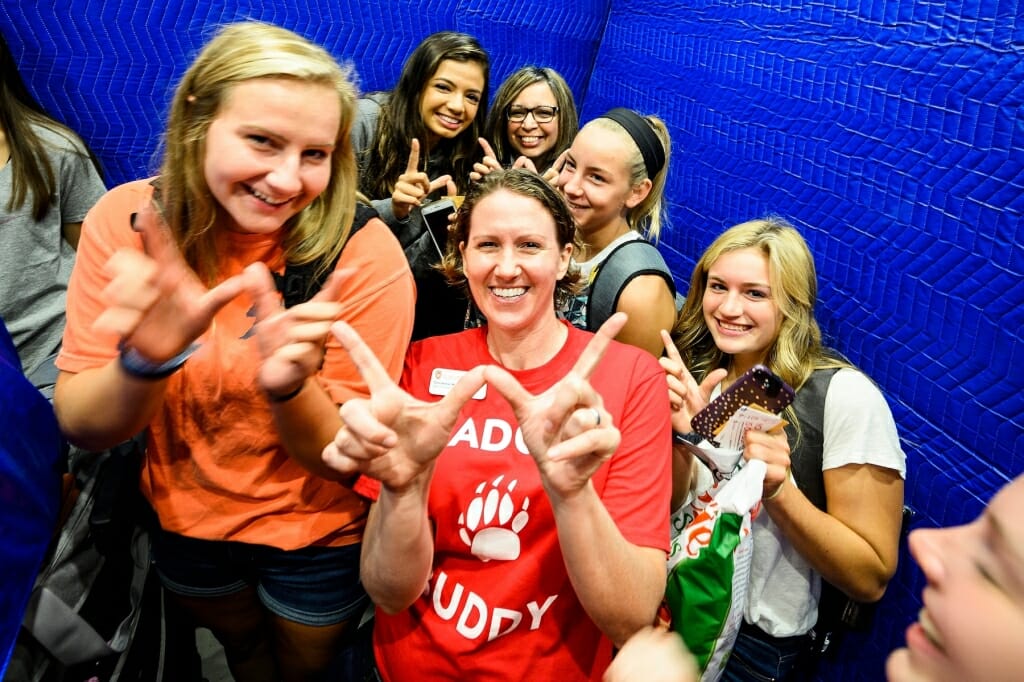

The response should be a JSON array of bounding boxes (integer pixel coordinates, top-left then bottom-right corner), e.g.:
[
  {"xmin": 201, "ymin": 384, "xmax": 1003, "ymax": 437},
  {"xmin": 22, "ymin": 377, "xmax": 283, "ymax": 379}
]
[
  {"xmin": 615, "ymin": 275, "xmax": 678, "ymax": 357},
  {"xmin": 671, "ymin": 441, "xmax": 698, "ymax": 512},
  {"xmin": 55, "ymin": 362, "xmax": 169, "ymax": 450},
  {"xmin": 555, "ymin": 347, "xmax": 673, "ymax": 645},
  {"xmin": 485, "ymin": 314, "xmax": 671, "ymax": 645},
  {"xmin": 761, "ymin": 457, "xmax": 904, "ymax": 602},
  {"xmin": 551, "ymin": 484, "xmax": 668, "ymax": 646},
  {"xmin": 254, "ymin": 224, "xmax": 416, "ymax": 480},
  {"xmin": 745, "ymin": 371, "xmax": 906, "ymax": 601},
  {"xmin": 55, "ymin": 190, "xmax": 244, "ymax": 449},
  {"xmin": 360, "ymin": 472, "xmax": 436, "ymax": 613},
  {"xmin": 322, "ymin": 322, "xmax": 486, "ymax": 612}
]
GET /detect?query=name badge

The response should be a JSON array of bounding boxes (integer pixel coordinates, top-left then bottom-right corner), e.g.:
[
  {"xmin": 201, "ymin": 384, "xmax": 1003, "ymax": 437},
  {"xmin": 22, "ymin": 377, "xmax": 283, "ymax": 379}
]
[{"xmin": 429, "ymin": 367, "xmax": 486, "ymax": 399}]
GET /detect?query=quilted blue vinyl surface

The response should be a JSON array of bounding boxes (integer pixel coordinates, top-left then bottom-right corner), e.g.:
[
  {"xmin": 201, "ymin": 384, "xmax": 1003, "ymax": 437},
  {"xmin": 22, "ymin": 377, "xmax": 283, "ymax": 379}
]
[
  {"xmin": 587, "ymin": 1, "xmax": 1023, "ymax": 679},
  {"xmin": 1, "ymin": 0, "xmax": 608, "ymax": 185},
  {"xmin": 2, "ymin": 1, "xmax": 1021, "ymax": 679}
]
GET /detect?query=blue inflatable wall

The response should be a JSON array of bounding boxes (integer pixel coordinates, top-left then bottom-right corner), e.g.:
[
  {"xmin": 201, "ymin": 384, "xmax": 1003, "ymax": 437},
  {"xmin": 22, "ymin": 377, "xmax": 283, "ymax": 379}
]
[{"xmin": 2, "ymin": 1, "xmax": 1021, "ymax": 678}]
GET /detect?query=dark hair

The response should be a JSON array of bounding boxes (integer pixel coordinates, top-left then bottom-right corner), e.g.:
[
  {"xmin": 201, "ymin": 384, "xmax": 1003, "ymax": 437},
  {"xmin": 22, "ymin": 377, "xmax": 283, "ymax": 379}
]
[
  {"xmin": 483, "ymin": 66, "xmax": 578, "ymax": 173},
  {"xmin": 440, "ymin": 168, "xmax": 580, "ymax": 307},
  {"xmin": 360, "ymin": 32, "xmax": 489, "ymax": 199},
  {"xmin": 0, "ymin": 32, "xmax": 103, "ymax": 221}
]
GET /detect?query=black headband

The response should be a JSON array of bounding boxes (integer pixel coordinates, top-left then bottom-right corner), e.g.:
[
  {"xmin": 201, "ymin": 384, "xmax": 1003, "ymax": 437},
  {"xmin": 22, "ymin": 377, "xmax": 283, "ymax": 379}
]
[{"xmin": 598, "ymin": 108, "xmax": 665, "ymax": 179}]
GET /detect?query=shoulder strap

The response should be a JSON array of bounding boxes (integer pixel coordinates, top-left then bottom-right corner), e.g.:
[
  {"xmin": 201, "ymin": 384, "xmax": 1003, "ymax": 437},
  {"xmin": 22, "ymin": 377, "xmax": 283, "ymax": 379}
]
[
  {"xmin": 275, "ymin": 203, "xmax": 378, "ymax": 308},
  {"xmin": 585, "ymin": 239, "xmax": 679, "ymax": 331},
  {"xmin": 786, "ymin": 367, "xmax": 841, "ymax": 511},
  {"xmin": 787, "ymin": 365, "xmax": 884, "ymax": 650}
]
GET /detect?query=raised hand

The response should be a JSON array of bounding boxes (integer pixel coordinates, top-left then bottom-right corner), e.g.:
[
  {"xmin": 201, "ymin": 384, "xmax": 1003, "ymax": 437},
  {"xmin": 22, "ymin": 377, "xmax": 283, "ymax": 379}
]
[
  {"xmin": 484, "ymin": 314, "xmax": 627, "ymax": 498},
  {"xmin": 322, "ymin": 321, "xmax": 486, "ymax": 490},
  {"xmin": 659, "ymin": 330, "xmax": 726, "ymax": 436},
  {"xmin": 541, "ymin": 149, "xmax": 569, "ymax": 186},
  {"xmin": 244, "ymin": 261, "xmax": 344, "ymax": 398},
  {"xmin": 469, "ymin": 137, "xmax": 503, "ymax": 182},
  {"xmin": 392, "ymin": 138, "xmax": 452, "ymax": 220},
  {"xmin": 94, "ymin": 200, "xmax": 246, "ymax": 362},
  {"xmin": 510, "ymin": 155, "xmax": 540, "ymax": 173}
]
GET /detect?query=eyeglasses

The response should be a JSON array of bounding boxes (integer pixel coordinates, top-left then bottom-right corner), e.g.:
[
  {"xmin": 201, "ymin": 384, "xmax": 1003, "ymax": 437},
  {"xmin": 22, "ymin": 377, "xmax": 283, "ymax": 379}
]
[{"xmin": 506, "ymin": 105, "xmax": 559, "ymax": 123}]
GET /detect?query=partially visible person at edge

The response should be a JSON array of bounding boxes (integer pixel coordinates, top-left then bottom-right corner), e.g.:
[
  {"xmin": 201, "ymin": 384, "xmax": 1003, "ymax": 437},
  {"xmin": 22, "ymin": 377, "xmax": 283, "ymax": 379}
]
[
  {"xmin": 52, "ymin": 22, "xmax": 414, "ymax": 682},
  {"xmin": 661, "ymin": 217, "xmax": 905, "ymax": 681},
  {"xmin": 351, "ymin": 31, "xmax": 489, "ymax": 340},
  {"xmin": 471, "ymin": 65, "xmax": 578, "ymax": 181},
  {"xmin": 0, "ymin": 30, "xmax": 106, "ymax": 397},
  {"xmin": 609, "ymin": 473, "xmax": 1024, "ymax": 682},
  {"xmin": 317, "ymin": 169, "xmax": 672, "ymax": 680},
  {"xmin": 886, "ymin": 473, "xmax": 1024, "ymax": 682},
  {"xmin": 556, "ymin": 108, "xmax": 678, "ymax": 357}
]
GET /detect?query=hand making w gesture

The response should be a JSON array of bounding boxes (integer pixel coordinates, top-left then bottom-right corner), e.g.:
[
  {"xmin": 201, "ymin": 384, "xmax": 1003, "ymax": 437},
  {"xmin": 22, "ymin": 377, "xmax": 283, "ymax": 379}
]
[
  {"xmin": 658, "ymin": 329, "xmax": 726, "ymax": 435},
  {"xmin": 243, "ymin": 262, "xmax": 345, "ymax": 398},
  {"xmin": 94, "ymin": 200, "xmax": 247, "ymax": 362},
  {"xmin": 484, "ymin": 314, "xmax": 626, "ymax": 499},
  {"xmin": 391, "ymin": 138, "xmax": 454, "ymax": 220},
  {"xmin": 321, "ymin": 321, "xmax": 486, "ymax": 491}
]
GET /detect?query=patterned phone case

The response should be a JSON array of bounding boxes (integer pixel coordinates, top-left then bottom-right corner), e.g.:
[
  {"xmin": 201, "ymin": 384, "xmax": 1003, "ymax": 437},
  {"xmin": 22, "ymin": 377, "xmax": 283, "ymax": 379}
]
[{"xmin": 691, "ymin": 364, "xmax": 796, "ymax": 445}]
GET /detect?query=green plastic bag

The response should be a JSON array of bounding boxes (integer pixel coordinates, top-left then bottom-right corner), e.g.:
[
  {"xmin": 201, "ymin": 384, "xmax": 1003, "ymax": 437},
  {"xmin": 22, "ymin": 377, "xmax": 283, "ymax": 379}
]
[{"xmin": 665, "ymin": 458, "xmax": 766, "ymax": 682}]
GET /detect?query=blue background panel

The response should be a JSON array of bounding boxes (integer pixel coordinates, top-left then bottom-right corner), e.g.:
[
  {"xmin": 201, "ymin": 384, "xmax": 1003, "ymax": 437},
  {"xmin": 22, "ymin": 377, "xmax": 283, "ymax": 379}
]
[{"xmin": 2, "ymin": 1, "xmax": 1021, "ymax": 679}]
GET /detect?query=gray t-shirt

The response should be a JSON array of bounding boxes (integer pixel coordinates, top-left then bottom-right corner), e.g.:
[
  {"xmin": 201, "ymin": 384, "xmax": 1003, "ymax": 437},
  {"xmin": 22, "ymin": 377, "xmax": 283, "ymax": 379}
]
[{"xmin": 0, "ymin": 123, "xmax": 106, "ymax": 391}]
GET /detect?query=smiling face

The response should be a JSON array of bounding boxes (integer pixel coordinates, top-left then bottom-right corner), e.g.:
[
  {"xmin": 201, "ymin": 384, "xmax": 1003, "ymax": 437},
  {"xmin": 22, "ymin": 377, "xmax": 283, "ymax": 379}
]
[
  {"xmin": 557, "ymin": 123, "xmax": 649, "ymax": 240},
  {"xmin": 702, "ymin": 247, "xmax": 782, "ymax": 372},
  {"xmin": 886, "ymin": 476, "xmax": 1024, "ymax": 682},
  {"xmin": 506, "ymin": 81, "xmax": 559, "ymax": 160},
  {"xmin": 203, "ymin": 78, "xmax": 339, "ymax": 235},
  {"xmin": 459, "ymin": 188, "xmax": 572, "ymax": 337},
  {"xmin": 418, "ymin": 59, "xmax": 485, "ymax": 145}
]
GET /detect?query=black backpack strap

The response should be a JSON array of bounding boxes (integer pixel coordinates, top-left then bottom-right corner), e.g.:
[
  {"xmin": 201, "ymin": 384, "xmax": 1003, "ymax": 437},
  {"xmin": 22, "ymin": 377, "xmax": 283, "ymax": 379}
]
[
  {"xmin": 786, "ymin": 366, "xmax": 885, "ymax": 662},
  {"xmin": 585, "ymin": 239, "xmax": 679, "ymax": 331},
  {"xmin": 274, "ymin": 203, "xmax": 378, "ymax": 308},
  {"xmin": 786, "ymin": 368, "xmax": 840, "ymax": 512}
]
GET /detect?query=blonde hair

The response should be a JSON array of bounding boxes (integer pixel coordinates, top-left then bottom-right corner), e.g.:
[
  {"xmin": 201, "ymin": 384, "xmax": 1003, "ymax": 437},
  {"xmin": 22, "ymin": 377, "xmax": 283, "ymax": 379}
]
[
  {"xmin": 673, "ymin": 216, "xmax": 850, "ymax": 393},
  {"xmin": 158, "ymin": 21, "xmax": 358, "ymax": 283},
  {"xmin": 585, "ymin": 114, "xmax": 671, "ymax": 240}
]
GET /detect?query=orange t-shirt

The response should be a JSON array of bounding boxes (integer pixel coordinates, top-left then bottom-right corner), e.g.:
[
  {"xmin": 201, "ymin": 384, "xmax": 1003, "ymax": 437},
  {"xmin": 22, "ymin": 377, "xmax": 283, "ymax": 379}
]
[{"xmin": 58, "ymin": 179, "xmax": 415, "ymax": 549}]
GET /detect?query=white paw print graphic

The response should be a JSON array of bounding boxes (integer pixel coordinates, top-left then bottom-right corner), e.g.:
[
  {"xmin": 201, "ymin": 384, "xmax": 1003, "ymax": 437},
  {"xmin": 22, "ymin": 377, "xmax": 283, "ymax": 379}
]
[{"xmin": 458, "ymin": 476, "xmax": 530, "ymax": 561}]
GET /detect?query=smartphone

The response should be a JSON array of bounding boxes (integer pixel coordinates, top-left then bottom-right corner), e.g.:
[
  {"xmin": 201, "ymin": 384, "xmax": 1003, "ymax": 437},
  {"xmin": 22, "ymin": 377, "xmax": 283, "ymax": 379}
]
[
  {"xmin": 421, "ymin": 198, "xmax": 456, "ymax": 260},
  {"xmin": 691, "ymin": 364, "xmax": 796, "ymax": 445}
]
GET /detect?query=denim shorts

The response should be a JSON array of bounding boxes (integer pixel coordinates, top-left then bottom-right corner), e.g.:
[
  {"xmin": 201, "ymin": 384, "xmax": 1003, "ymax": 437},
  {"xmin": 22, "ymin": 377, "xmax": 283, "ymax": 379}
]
[{"xmin": 152, "ymin": 529, "xmax": 368, "ymax": 627}]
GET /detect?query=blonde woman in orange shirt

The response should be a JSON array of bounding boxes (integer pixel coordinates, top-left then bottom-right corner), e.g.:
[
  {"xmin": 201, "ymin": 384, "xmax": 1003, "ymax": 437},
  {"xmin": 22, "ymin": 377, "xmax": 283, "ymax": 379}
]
[{"xmin": 53, "ymin": 23, "xmax": 414, "ymax": 681}]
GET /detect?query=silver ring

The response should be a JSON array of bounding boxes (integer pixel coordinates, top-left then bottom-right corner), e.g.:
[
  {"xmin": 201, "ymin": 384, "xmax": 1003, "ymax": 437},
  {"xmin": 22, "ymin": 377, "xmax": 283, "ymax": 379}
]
[{"xmin": 590, "ymin": 407, "xmax": 602, "ymax": 427}]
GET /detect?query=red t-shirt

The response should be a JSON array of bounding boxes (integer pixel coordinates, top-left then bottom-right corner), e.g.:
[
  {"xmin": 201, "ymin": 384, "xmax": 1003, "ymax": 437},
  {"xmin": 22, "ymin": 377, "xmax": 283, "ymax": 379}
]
[{"xmin": 368, "ymin": 323, "xmax": 672, "ymax": 680}]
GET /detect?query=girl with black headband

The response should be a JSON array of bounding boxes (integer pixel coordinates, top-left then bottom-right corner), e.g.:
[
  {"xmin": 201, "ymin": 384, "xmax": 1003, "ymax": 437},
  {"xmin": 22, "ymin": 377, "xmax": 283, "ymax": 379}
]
[{"xmin": 557, "ymin": 108, "xmax": 678, "ymax": 357}]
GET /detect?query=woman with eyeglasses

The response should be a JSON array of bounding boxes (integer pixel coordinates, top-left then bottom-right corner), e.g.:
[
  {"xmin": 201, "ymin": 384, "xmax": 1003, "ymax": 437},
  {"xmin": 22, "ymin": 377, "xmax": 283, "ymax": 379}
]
[{"xmin": 472, "ymin": 66, "xmax": 578, "ymax": 181}]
